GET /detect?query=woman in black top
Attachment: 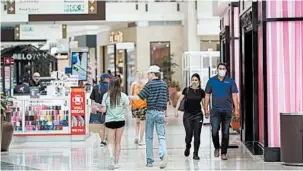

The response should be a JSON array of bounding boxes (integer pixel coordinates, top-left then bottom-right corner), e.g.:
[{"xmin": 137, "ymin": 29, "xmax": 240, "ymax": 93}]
[{"xmin": 175, "ymin": 73, "xmax": 205, "ymax": 160}]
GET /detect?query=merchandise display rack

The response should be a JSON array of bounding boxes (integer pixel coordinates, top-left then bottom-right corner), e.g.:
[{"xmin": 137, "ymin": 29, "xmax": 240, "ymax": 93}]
[{"xmin": 11, "ymin": 97, "xmax": 71, "ymax": 136}]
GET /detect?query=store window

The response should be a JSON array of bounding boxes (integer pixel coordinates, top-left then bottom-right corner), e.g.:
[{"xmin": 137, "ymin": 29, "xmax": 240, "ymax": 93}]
[{"xmin": 150, "ymin": 41, "xmax": 170, "ymax": 67}]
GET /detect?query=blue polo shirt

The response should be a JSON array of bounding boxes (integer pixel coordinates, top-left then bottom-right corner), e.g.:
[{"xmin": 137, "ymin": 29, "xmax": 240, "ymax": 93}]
[{"xmin": 205, "ymin": 76, "xmax": 238, "ymax": 111}]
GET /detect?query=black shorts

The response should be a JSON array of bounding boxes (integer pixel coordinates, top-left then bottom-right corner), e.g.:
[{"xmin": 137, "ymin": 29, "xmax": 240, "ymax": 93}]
[{"xmin": 105, "ymin": 121, "xmax": 125, "ymax": 129}]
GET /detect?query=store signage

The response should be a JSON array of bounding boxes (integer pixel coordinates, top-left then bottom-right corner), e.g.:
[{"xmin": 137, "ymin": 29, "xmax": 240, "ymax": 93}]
[
  {"xmin": 12, "ymin": 53, "xmax": 48, "ymax": 60},
  {"xmin": 4, "ymin": 66, "xmax": 11, "ymax": 90},
  {"xmin": 109, "ymin": 31, "xmax": 123, "ymax": 43},
  {"xmin": 1, "ymin": 57, "xmax": 14, "ymax": 65},
  {"xmin": 13, "ymin": 0, "xmax": 93, "ymax": 14},
  {"xmin": 16, "ymin": 24, "xmax": 63, "ymax": 40},
  {"xmin": 70, "ymin": 87, "xmax": 86, "ymax": 135}
]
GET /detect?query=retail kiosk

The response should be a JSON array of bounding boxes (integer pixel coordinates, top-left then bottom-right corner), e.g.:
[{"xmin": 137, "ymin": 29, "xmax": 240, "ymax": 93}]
[{"xmin": 10, "ymin": 74, "xmax": 91, "ymax": 142}]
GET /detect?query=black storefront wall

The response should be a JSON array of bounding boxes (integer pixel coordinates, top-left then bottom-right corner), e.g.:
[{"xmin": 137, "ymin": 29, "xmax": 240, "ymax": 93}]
[
  {"xmin": 239, "ymin": 2, "xmax": 261, "ymax": 156},
  {"xmin": 219, "ymin": 26, "xmax": 230, "ymax": 71},
  {"xmin": 219, "ymin": 2, "xmax": 240, "ymax": 80}
]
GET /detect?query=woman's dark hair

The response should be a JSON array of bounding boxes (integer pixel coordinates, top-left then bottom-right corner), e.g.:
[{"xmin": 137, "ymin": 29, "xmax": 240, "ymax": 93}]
[
  {"xmin": 191, "ymin": 73, "xmax": 201, "ymax": 88},
  {"xmin": 108, "ymin": 77, "xmax": 121, "ymax": 107}
]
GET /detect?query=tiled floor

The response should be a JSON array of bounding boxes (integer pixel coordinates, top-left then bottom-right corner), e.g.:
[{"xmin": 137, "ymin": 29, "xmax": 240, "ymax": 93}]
[{"xmin": 1, "ymin": 107, "xmax": 303, "ymax": 170}]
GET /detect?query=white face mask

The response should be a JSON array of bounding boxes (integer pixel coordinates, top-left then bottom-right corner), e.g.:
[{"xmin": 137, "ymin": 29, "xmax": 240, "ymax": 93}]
[
  {"xmin": 218, "ymin": 70, "xmax": 226, "ymax": 77},
  {"xmin": 191, "ymin": 83, "xmax": 199, "ymax": 89}
]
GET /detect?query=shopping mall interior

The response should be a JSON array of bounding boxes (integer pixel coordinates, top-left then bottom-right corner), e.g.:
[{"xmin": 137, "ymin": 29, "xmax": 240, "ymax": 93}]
[{"xmin": 1, "ymin": 0, "xmax": 303, "ymax": 170}]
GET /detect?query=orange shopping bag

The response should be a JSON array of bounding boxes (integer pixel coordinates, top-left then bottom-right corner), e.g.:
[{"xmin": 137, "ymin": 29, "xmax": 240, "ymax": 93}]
[{"xmin": 231, "ymin": 112, "xmax": 241, "ymax": 131}]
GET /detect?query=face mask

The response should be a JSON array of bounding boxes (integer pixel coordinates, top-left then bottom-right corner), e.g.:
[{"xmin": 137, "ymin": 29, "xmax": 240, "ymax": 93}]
[
  {"xmin": 218, "ymin": 70, "xmax": 226, "ymax": 77},
  {"xmin": 191, "ymin": 83, "xmax": 199, "ymax": 89}
]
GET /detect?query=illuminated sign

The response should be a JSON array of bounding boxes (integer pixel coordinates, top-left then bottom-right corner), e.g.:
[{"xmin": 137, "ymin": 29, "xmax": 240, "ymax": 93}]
[{"xmin": 109, "ymin": 31, "xmax": 123, "ymax": 43}]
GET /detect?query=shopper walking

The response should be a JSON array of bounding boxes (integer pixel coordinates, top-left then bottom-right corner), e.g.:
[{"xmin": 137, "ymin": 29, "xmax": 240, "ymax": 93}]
[
  {"xmin": 129, "ymin": 65, "xmax": 168, "ymax": 169},
  {"xmin": 100, "ymin": 77, "xmax": 130, "ymax": 170},
  {"xmin": 203, "ymin": 63, "xmax": 240, "ymax": 160},
  {"xmin": 175, "ymin": 73, "xmax": 205, "ymax": 160},
  {"xmin": 130, "ymin": 71, "xmax": 147, "ymax": 146},
  {"xmin": 90, "ymin": 73, "xmax": 111, "ymax": 147}
]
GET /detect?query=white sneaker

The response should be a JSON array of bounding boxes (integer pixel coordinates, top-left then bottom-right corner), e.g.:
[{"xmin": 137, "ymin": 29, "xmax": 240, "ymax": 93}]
[
  {"xmin": 115, "ymin": 160, "xmax": 120, "ymax": 169},
  {"xmin": 109, "ymin": 157, "xmax": 115, "ymax": 170},
  {"xmin": 138, "ymin": 140, "xmax": 145, "ymax": 146},
  {"xmin": 159, "ymin": 155, "xmax": 168, "ymax": 169}
]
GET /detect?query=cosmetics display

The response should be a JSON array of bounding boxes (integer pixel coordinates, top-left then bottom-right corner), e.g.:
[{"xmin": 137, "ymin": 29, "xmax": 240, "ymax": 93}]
[{"xmin": 23, "ymin": 100, "xmax": 70, "ymax": 132}]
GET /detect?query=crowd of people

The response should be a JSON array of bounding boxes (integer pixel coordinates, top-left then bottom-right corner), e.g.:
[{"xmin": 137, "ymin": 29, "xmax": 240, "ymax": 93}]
[{"xmin": 90, "ymin": 63, "xmax": 239, "ymax": 169}]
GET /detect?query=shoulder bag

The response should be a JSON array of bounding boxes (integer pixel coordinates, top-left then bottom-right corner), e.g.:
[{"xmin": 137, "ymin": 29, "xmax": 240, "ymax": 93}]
[{"xmin": 178, "ymin": 87, "xmax": 189, "ymax": 112}]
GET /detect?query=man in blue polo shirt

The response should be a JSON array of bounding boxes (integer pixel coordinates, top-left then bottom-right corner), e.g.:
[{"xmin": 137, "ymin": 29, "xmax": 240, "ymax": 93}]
[
  {"xmin": 203, "ymin": 63, "xmax": 240, "ymax": 160},
  {"xmin": 129, "ymin": 65, "xmax": 169, "ymax": 169}
]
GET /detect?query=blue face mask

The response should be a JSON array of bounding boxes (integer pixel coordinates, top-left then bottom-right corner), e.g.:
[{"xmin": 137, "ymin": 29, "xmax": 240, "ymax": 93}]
[{"xmin": 99, "ymin": 81, "xmax": 109, "ymax": 93}]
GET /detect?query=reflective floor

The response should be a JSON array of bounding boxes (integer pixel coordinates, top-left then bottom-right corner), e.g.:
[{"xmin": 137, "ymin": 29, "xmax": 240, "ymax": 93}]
[{"xmin": 1, "ymin": 107, "xmax": 303, "ymax": 170}]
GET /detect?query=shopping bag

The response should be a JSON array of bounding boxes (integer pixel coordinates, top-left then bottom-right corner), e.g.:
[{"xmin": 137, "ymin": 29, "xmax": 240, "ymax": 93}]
[{"xmin": 231, "ymin": 113, "xmax": 240, "ymax": 131}]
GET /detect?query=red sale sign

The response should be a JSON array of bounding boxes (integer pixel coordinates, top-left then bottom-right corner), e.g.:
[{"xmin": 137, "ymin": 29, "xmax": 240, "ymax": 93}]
[{"xmin": 70, "ymin": 87, "xmax": 86, "ymax": 135}]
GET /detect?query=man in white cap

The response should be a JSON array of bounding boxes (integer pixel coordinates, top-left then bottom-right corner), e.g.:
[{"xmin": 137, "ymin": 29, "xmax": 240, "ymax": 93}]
[{"xmin": 129, "ymin": 65, "xmax": 169, "ymax": 169}]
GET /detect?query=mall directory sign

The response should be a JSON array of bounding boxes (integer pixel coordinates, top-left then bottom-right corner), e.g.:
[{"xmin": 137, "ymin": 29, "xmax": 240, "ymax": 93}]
[{"xmin": 70, "ymin": 87, "xmax": 86, "ymax": 135}]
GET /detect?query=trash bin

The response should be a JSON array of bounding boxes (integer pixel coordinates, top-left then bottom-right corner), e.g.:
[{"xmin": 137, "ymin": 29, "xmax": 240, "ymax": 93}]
[{"xmin": 280, "ymin": 112, "xmax": 303, "ymax": 166}]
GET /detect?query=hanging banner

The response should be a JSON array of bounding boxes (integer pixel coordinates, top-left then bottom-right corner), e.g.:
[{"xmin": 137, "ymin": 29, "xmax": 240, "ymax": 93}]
[{"xmin": 70, "ymin": 87, "xmax": 86, "ymax": 135}]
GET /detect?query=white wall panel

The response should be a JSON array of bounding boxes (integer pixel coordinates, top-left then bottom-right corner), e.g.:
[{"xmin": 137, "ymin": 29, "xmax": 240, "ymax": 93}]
[{"xmin": 106, "ymin": 2, "xmax": 184, "ymax": 21}]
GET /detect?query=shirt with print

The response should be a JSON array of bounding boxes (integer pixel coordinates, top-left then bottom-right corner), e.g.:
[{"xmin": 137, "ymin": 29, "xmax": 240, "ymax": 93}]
[
  {"xmin": 102, "ymin": 92, "xmax": 129, "ymax": 123},
  {"xmin": 205, "ymin": 76, "xmax": 238, "ymax": 111},
  {"xmin": 182, "ymin": 87, "xmax": 205, "ymax": 115},
  {"xmin": 138, "ymin": 79, "xmax": 168, "ymax": 111}
]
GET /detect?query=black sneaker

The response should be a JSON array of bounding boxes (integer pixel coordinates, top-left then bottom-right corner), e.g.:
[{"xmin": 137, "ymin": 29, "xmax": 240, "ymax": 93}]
[
  {"xmin": 214, "ymin": 149, "xmax": 220, "ymax": 157},
  {"xmin": 100, "ymin": 141, "xmax": 107, "ymax": 147},
  {"xmin": 193, "ymin": 153, "xmax": 200, "ymax": 160},
  {"xmin": 184, "ymin": 147, "xmax": 190, "ymax": 157}
]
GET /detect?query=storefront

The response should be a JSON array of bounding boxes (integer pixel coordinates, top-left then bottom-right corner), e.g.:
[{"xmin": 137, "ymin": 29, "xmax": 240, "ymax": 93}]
[
  {"xmin": 100, "ymin": 30, "xmax": 136, "ymax": 94},
  {"xmin": 1, "ymin": 45, "xmax": 57, "ymax": 95},
  {"xmin": 216, "ymin": 1, "xmax": 303, "ymax": 162},
  {"xmin": 97, "ymin": 25, "xmax": 184, "ymax": 93}
]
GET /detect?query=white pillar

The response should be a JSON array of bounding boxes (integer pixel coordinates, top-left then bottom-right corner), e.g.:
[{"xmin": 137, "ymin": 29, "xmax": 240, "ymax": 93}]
[{"xmin": 183, "ymin": 1, "xmax": 200, "ymax": 51}]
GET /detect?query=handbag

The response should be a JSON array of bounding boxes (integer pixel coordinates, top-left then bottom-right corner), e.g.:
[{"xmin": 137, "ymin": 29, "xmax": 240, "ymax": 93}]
[
  {"xmin": 89, "ymin": 113, "xmax": 102, "ymax": 124},
  {"xmin": 178, "ymin": 88, "xmax": 189, "ymax": 112}
]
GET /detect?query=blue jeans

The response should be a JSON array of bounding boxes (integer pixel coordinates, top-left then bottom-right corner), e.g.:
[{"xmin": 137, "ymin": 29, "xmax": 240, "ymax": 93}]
[
  {"xmin": 210, "ymin": 110, "xmax": 232, "ymax": 154},
  {"xmin": 145, "ymin": 110, "xmax": 167, "ymax": 163}
]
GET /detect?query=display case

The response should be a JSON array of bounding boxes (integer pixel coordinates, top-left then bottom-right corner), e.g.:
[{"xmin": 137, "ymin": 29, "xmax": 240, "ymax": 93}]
[{"xmin": 11, "ymin": 97, "xmax": 70, "ymax": 135}]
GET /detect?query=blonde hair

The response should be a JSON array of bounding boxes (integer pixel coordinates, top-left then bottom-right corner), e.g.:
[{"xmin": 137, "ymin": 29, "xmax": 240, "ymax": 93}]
[{"xmin": 135, "ymin": 71, "xmax": 147, "ymax": 85}]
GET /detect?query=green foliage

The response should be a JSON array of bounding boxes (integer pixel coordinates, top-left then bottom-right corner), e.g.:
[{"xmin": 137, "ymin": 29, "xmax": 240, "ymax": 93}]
[
  {"xmin": 1, "ymin": 93, "xmax": 13, "ymax": 117},
  {"xmin": 159, "ymin": 54, "xmax": 178, "ymax": 82}
]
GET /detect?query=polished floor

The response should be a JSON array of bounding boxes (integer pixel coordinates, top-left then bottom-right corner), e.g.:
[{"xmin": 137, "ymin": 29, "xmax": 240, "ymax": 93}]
[{"xmin": 1, "ymin": 107, "xmax": 303, "ymax": 170}]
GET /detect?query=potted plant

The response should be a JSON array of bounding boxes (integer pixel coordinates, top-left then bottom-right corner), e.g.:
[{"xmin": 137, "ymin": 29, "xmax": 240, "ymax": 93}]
[
  {"xmin": 1, "ymin": 93, "xmax": 14, "ymax": 152},
  {"xmin": 160, "ymin": 54, "xmax": 178, "ymax": 82},
  {"xmin": 159, "ymin": 54, "xmax": 179, "ymax": 93}
]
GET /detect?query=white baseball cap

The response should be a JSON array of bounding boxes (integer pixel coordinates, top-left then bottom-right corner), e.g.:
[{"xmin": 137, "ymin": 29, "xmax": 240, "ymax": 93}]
[{"xmin": 147, "ymin": 65, "xmax": 160, "ymax": 73}]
